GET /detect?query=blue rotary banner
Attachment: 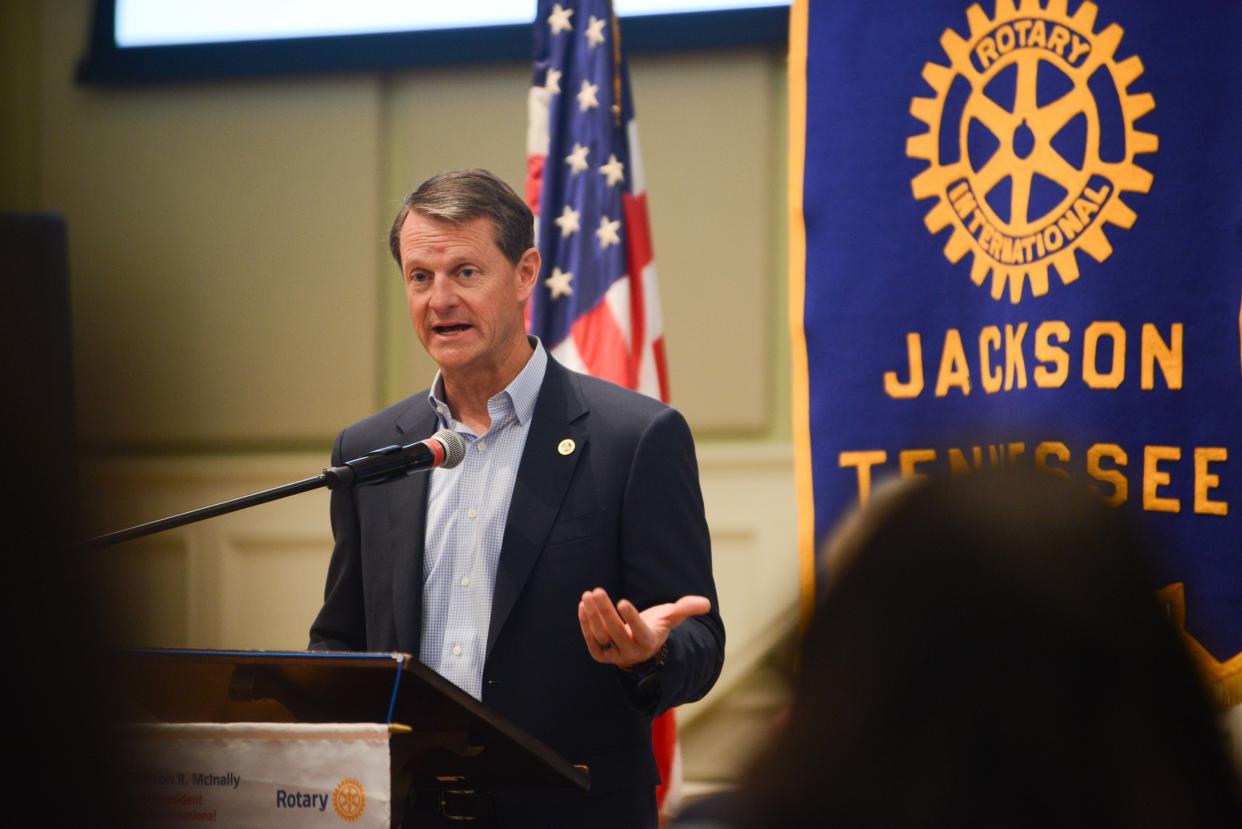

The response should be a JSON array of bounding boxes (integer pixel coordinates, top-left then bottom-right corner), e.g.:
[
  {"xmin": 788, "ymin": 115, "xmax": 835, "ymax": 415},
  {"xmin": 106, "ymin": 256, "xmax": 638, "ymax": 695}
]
[{"xmin": 789, "ymin": 0, "xmax": 1240, "ymax": 701}]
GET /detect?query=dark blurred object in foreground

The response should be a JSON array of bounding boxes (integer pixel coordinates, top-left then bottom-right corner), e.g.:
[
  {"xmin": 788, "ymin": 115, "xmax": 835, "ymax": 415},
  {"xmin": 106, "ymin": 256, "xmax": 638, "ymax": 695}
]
[
  {"xmin": 742, "ymin": 469, "xmax": 1242, "ymax": 829},
  {"xmin": 2, "ymin": 213, "xmax": 120, "ymax": 825}
]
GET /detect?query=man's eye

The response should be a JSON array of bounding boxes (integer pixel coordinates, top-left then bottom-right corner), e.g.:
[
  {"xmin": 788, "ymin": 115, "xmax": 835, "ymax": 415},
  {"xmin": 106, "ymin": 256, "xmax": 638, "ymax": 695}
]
[
  {"xmin": 461, "ymin": 268, "xmax": 477, "ymax": 278},
  {"xmin": 410, "ymin": 272, "xmax": 428, "ymax": 283}
]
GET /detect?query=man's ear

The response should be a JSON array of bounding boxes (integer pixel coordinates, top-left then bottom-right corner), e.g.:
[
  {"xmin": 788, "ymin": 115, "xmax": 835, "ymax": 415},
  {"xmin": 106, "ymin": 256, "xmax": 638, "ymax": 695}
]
[{"xmin": 515, "ymin": 246, "xmax": 541, "ymax": 302}]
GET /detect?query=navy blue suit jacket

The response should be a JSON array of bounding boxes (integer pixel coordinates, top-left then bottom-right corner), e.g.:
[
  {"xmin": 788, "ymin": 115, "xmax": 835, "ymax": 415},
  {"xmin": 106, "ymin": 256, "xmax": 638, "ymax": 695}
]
[{"xmin": 309, "ymin": 356, "xmax": 724, "ymax": 821}]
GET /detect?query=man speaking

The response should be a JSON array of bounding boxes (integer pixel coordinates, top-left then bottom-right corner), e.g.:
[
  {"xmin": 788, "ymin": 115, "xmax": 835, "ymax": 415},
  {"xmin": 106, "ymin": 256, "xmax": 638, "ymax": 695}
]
[{"xmin": 309, "ymin": 169, "xmax": 724, "ymax": 827}]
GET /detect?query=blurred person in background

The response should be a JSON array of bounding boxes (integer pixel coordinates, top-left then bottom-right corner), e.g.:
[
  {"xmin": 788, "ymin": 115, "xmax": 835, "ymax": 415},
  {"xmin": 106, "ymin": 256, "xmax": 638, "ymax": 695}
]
[{"xmin": 711, "ymin": 468, "xmax": 1240, "ymax": 828}]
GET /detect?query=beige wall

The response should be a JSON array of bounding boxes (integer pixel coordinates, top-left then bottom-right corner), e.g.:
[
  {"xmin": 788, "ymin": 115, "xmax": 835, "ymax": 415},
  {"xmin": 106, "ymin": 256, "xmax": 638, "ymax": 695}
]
[
  {"xmin": 19, "ymin": 0, "xmax": 790, "ymax": 449},
  {"xmin": 9, "ymin": 0, "xmax": 797, "ymax": 791},
  {"xmin": 37, "ymin": 0, "xmax": 386, "ymax": 448},
  {"xmin": 0, "ymin": 1, "xmax": 42, "ymax": 211}
]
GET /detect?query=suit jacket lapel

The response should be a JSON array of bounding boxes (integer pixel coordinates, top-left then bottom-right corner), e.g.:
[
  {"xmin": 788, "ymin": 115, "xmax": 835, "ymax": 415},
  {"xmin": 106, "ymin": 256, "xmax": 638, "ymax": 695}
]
[
  {"xmin": 486, "ymin": 358, "xmax": 588, "ymax": 658},
  {"xmin": 391, "ymin": 398, "xmax": 438, "ymax": 654}
]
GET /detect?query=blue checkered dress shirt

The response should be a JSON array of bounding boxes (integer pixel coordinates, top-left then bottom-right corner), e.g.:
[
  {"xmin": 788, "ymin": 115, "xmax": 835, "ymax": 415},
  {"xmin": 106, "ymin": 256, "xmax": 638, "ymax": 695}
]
[{"xmin": 420, "ymin": 340, "xmax": 548, "ymax": 699}]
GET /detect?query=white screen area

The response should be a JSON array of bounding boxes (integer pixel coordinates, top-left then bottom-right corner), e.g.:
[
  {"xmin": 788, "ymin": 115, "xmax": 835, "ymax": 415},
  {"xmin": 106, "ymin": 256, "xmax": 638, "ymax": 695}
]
[{"xmin": 115, "ymin": 1, "xmax": 790, "ymax": 48}]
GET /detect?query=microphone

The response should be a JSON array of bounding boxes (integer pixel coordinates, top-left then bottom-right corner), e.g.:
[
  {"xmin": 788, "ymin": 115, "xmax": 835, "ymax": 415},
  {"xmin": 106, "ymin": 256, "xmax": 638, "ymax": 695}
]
[{"xmin": 322, "ymin": 429, "xmax": 466, "ymax": 489}]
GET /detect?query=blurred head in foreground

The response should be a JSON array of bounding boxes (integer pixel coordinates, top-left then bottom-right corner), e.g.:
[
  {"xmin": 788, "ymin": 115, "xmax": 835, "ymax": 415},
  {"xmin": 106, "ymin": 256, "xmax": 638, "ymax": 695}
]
[{"xmin": 743, "ymin": 468, "xmax": 1241, "ymax": 828}]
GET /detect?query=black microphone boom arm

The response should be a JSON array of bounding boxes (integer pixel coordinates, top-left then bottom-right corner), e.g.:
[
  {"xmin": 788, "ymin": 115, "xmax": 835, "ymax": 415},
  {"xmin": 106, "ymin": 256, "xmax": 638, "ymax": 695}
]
[{"xmin": 79, "ymin": 431, "xmax": 465, "ymax": 550}]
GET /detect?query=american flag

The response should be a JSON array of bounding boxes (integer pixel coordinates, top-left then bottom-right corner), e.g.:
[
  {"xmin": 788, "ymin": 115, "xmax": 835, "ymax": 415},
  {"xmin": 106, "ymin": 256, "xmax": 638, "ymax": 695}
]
[
  {"xmin": 525, "ymin": 0, "xmax": 669, "ymax": 401},
  {"xmin": 525, "ymin": 0, "xmax": 680, "ymax": 812}
]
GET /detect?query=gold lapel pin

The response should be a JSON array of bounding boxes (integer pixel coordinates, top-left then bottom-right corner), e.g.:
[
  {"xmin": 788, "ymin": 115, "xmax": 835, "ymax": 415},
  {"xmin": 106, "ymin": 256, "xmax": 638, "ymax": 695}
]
[{"xmin": 558, "ymin": 438, "xmax": 576, "ymax": 456}]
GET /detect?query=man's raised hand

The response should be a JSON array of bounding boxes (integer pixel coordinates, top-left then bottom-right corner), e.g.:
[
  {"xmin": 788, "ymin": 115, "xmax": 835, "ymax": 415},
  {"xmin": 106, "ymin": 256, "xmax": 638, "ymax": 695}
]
[{"xmin": 577, "ymin": 587, "xmax": 711, "ymax": 668}]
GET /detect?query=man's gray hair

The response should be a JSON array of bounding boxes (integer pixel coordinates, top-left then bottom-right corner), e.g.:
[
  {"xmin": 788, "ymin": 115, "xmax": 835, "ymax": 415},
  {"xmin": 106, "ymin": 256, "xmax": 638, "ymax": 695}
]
[{"xmin": 388, "ymin": 169, "xmax": 534, "ymax": 267}]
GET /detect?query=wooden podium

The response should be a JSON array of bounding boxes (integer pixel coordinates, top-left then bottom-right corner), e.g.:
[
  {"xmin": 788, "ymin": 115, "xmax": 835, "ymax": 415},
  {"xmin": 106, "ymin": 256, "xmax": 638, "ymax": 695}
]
[{"xmin": 119, "ymin": 648, "xmax": 589, "ymax": 826}]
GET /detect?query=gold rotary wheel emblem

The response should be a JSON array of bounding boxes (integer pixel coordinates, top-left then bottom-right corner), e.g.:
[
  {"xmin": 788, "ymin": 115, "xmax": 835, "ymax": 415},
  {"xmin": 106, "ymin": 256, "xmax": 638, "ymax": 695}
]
[
  {"xmin": 907, "ymin": 0, "xmax": 1157, "ymax": 303},
  {"xmin": 332, "ymin": 778, "xmax": 366, "ymax": 822}
]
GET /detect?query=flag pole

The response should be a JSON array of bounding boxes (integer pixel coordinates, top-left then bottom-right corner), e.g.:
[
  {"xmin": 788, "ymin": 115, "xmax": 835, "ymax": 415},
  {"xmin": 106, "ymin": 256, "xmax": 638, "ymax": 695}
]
[{"xmin": 609, "ymin": 1, "xmax": 622, "ymax": 127}]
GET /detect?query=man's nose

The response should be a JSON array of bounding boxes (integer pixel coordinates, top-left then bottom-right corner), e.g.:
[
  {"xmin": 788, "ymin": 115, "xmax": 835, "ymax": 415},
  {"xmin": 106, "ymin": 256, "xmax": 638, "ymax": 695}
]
[{"xmin": 427, "ymin": 274, "xmax": 458, "ymax": 310}]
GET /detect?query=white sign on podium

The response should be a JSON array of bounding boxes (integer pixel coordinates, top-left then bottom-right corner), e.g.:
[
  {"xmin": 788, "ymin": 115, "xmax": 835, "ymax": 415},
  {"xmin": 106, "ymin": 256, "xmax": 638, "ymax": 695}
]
[{"xmin": 125, "ymin": 722, "xmax": 391, "ymax": 827}]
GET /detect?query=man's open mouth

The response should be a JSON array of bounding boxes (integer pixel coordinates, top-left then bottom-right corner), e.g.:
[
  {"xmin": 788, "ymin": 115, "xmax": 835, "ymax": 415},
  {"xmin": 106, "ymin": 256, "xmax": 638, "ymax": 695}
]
[{"xmin": 433, "ymin": 324, "xmax": 472, "ymax": 335}]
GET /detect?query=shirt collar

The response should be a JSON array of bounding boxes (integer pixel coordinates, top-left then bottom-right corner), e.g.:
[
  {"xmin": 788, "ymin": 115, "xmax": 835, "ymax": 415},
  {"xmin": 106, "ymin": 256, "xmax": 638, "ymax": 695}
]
[{"xmin": 428, "ymin": 337, "xmax": 547, "ymax": 429}]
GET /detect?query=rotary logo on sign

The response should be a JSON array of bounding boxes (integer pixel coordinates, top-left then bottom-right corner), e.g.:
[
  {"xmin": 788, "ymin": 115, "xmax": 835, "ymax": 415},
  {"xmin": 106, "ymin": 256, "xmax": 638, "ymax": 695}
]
[
  {"xmin": 332, "ymin": 778, "xmax": 365, "ymax": 822},
  {"xmin": 908, "ymin": 0, "xmax": 1157, "ymax": 303}
]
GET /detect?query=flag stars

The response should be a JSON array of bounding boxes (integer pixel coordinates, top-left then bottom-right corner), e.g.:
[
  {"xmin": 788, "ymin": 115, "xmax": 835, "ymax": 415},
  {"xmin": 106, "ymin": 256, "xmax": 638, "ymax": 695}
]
[
  {"xmin": 548, "ymin": 4, "xmax": 574, "ymax": 35},
  {"xmin": 565, "ymin": 143, "xmax": 590, "ymax": 174},
  {"xmin": 585, "ymin": 16, "xmax": 607, "ymax": 49},
  {"xmin": 577, "ymin": 79, "xmax": 599, "ymax": 113},
  {"xmin": 598, "ymin": 154, "xmax": 625, "ymax": 188},
  {"xmin": 545, "ymin": 267, "xmax": 574, "ymax": 300},
  {"xmin": 554, "ymin": 204, "xmax": 581, "ymax": 237},
  {"xmin": 596, "ymin": 216, "xmax": 621, "ymax": 250},
  {"xmin": 544, "ymin": 67, "xmax": 562, "ymax": 95}
]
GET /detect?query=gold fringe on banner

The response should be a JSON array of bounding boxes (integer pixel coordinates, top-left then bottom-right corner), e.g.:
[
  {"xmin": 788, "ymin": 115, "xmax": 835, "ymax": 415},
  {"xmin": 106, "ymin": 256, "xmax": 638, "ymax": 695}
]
[
  {"xmin": 787, "ymin": 0, "xmax": 815, "ymax": 633},
  {"xmin": 1157, "ymin": 583, "xmax": 1242, "ymax": 708}
]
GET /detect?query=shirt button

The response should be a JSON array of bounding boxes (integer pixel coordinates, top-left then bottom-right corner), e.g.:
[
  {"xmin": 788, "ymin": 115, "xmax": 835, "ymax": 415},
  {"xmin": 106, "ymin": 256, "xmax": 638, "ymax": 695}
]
[
  {"xmin": 467, "ymin": 507, "xmax": 478, "ymax": 519},
  {"xmin": 460, "ymin": 576, "xmax": 471, "ymax": 587},
  {"xmin": 452, "ymin": 644, "xmax": 462, "ymax": 656},
  {"xmin": 476, "ymin": 441, "xmax": 487, "ymax": 452}
]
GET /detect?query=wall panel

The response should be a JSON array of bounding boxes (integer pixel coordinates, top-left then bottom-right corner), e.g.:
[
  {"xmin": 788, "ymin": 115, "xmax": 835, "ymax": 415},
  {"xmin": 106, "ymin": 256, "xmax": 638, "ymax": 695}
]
[{"xmin": 41, "ymin": 1, "xmax": 385, "ymax": 447}]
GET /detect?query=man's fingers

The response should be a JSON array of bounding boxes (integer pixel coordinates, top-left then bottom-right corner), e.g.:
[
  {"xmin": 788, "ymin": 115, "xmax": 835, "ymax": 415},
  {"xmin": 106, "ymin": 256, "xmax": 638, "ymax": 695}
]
[
  {"xmin": 581, "ymin": 589, "xmax": 643, "ymax": 663},
  {"xmin": 666, "ymin": 595, "xmax": 712, "ymax": 626},
  {"xmin": 589, "ymin": 590, "xmax": 644, "ymax": 661},
  {"xmin": 617, "ymin": 599, "xmax": 657, "ymax": 652},
  {"xmin": 580, "ymin": 593, "xmax": 616, "ymax": 657},
  {"xmin": 578, "ymin": 600, "xmax": 609, "ymax": 661},
  {"xmin": 586, "ymin": 588, "xmax": 625, "ymax": 628},
  {"xmin": 579, "ymin": 589, "xmax": 706, "ymax": 666}
]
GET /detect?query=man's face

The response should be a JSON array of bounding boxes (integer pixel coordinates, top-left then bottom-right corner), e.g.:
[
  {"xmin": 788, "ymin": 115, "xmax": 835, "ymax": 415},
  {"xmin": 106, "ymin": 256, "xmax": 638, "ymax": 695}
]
[{"xmin": 399, "ymin": 212, "xmax": 538, "ymax": 380}]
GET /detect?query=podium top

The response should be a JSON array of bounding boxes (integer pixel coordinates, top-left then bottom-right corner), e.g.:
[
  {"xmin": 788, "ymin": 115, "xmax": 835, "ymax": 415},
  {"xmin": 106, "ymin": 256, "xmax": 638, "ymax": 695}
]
[{"xmin": 119, "ymin": 648, "xmax": 589, "ymax": 793}]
